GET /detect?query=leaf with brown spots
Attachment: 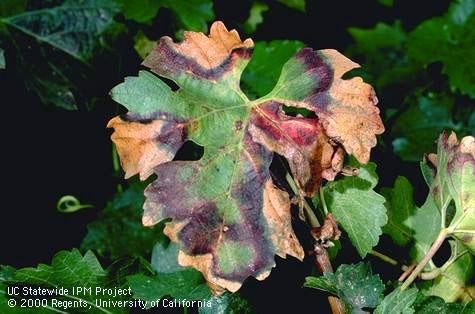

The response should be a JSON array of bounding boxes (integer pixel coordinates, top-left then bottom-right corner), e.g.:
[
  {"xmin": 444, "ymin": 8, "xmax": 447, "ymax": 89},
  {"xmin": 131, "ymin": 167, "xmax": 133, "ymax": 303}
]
[{"xmin": 107, "ymin": 21, "xmax": 383, "ymax": 292}]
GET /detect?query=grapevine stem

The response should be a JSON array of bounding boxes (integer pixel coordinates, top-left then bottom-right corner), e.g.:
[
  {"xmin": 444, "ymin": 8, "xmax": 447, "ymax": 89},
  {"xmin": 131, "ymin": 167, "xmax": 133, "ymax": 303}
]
[
  {"xmin": 370, "ymin": 250, "xmax": 398, "ymax": 266},
  {"xmin": 283, "ymin": 172, "xmax": 344, "ymax": 314},
  {"xmin": 401, "ymin": 229, "xmax": 448, "ymax": 290},
  {"xmin": 319, "ymin": 186, "xmax": 329, "ymax": 216}
]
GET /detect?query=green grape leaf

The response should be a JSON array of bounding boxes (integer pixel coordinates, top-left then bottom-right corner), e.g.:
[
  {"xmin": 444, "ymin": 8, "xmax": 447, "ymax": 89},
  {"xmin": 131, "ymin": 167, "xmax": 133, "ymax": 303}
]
[
  {"xmin": 127, "ymin": 270, "xmax": 211, "ymax": 305},
  {"xmin": 414, "ymin": 295, "xmax": 475, "ymax": 313},
  {"xmin": 1, "ymin": 0, "xmax": 120, "ymax": 63},
  {"xmin": 109, "ymin": 21, "xmax": 383, "ymax": 293},
  {"xmin": 382, "ymin": 176, "xmax": 417, "ymax": 246},
  {"xmin": 134, "ymin": 31, "xmax": 156, "ymax": 59},
  {"xmin": 151, "ymin": 242, "xmax": 183, "ymax": 274},
  {"xmin": 324, "ymin": 159, "xmax": 387, "ymax": 257},
  {"xmin": 199, "ymin": 292, "xmax": 253, "ymax": 314},
  {"xmin": 305, "ymin": 262, "xmax": 385, "ymax": 313},
  {"xmin": 81, "ymin": 182, "xmax": 166, "ymax": 259},
  {"xmin": 118, "ymin": 0, "xmax": 161, "ymax": 23},
  {"xmin": 0, "ymin": 48, "xmax": 4, "ymax": 69},
  {"xmin": 374, "ymin": 287, "xmax": 418, "ymax": 314},
  {"xmin": 348, "ymin": 21, "xmax": 405, "ymax": 54},
  {"xmin": 241, "ymin": 40, "xmax": 305, "ymax": 98},
  {"xmin": 277, "ymin": 0, "xmax": 306, "ymax": 12},
  {"xmin": 1, "ymin": 249, "xmax": 127, "ymax": 313},
  {"xmin": 162, "ymin": 0, "xmax": 214, "ymax": 32},
  {"xmin": 244, "ymin": 2, "xmax": 269, "ymax": 34},
  {"xmin": 426, "ymin": 240, "xmax": 475, "ymax": 303},
  {"xmin": 407, "ymin": 0, "xmax": 475, "ymax": 98},
  {"xmin": 392, "ymin": 94, "xmax": 459, "ymax": 161},
  {"xmin": 378, "ymin": 0, "xmax": 394, "ymax": 7}
]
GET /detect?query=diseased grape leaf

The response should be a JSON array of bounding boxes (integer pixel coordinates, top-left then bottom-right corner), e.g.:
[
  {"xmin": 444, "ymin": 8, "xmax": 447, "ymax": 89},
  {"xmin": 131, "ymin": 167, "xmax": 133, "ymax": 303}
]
[
  {"xmin": 81, "ymin": 181, "xmax": 166, "ymax": 259},
  {"xmin": 324, "ymin": 158, "xmax": 387, "ymax": 257},
  {"xmin": 305, "ymin": 262, "xmax": 385, "ymax": 313},
  {"xmin": 407, "ymin": 0, "xmax": 475, "ymax": 98},
  {"xmin": 109, "ymin": 21, "xmax": 383, "ymax": 292},
  {"xmin": 374, "ymin": 287, "xmax": 418, "ymax": 314},
  {"xmin": 424, "ymin": 132, "xmax": 475, "ymax": 253},
  {"xmin": 241, "ymin": 40, "xmax": 305, "ymax": 98}
]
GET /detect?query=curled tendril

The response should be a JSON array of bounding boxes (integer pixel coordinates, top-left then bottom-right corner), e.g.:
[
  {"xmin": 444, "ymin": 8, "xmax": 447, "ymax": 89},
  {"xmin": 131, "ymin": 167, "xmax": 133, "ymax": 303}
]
[{"xmin": 56, "ymin": 195, "xmax": 93, "ymax": 213}]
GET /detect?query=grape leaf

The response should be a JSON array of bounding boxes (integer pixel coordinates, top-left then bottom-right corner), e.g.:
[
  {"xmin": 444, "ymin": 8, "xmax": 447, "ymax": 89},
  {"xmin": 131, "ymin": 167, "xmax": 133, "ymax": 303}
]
[
  {"xmin": 305, "ymin": 262, "xmax": 385, "ymax": 313},
  {"xmin": 118, "ymin": 0, "xmax": 161, "ymax": 23},
  {"xmin": 407, "ymin": 0, "xmax": 475, "ymax": 98},
  {"xmin": 81, "ymin": 181, "xmax": 166, "ymax": 259},
  {"xmin": 199, "ymin": 292, "xmax": 253, "ymax": 314},
  {"xmin": 348, "ymin": 21, "xmax": 405, "ymax": 54},
  {"xmin": 0, "ymin": 48, "xmax": 4, "ymax": 69},
  {"xmin": 128, "ymin": 242, "xmax": 210, "ymax": 307},
  {"xmin": 128, "ymin": 270, "xmax": 211, "ymax": 304},
  {"xmin": 382, "ymin": 176, "xmax": 417, "ymax": 246},
  {"xmin": 1, "ymin": 249, "xmax": 127, "ymax": 313},
  {"xmin": 244, "ymin": 2, "xmax": 269, "ymax": 34},
  {"xmin": 414, "ymin": 295, "xmax": 475, "ymax": 313},
  {"xmin": 118, "ymin": 0, "xmax": 214, "ymax": 32},
  {"xmin": 426, "ymin": 240, "xmax": 474, "ymax": 303},
  {"xmin": 277, "ymin": 0, "xmax": 306, "ymax": 12},
  {"xmin": 109, "ymin": 21, "xmax": 383, "ymax": 292},
  {"xmin": 374, "ymin": 287, "xmax": 418, "ymax": 314},
  {"xmin": 163, "ymin": 0, "xmax": 214, "ymax": 32},
  {"xmin": 1, "ymin": 0, "xmax": 120, "ymax": 62},
  {"xmin": 392, "ymin": 94, "xmax": 459, "ymax": 161},
  {"xmin": 241, "ymin": 40, "xmax": 305, "ymax": 98},
  {"xmin": 424, "ymin": 132, "xmax": 475, "ymax": 253},
  {"xmin": 324, "ymin": 159, "xmax": 387, "ymax": 257}
]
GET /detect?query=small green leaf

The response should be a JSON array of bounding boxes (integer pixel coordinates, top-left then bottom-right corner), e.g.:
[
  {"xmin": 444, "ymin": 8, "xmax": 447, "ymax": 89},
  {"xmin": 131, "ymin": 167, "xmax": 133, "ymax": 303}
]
[
  {"xmin": 118, "ymin": 0, "xmax": 161, "ymax": 23},
  {"xmin": 348, "ymin": 21, "xmax": 405, "ymax": 53},
  {"xmin": 241, "ymin": 40, "xmax": 305, "ymax": 98},
  {"xmin": 382, "ymin": 176, "xmax": 417, "ymax": 246},
  {"xmin": 81, "ymin": 181, "xmax": 166, "ymax": 259},
  {"xmin": 151, "ymin": 242, "xmax": 183, "ymax": 274},
  {"xmin": 324, "ymin": 159, "xmax": 387, "ymax": 257},
  {"xmin": 303, "ymin": 276, "xmax": 338, "ymax": 295},
  {"xmin": 199, "ymin": 292, "xmax": 253, "ymax": 314},
  {"xmin": 413, "ymin": 295, "xmax": 474, "ymax": 313},
  {"xmin": 276, "ymin": 0, "xmax": 306, "ymax": 12},
  {"xmin": 374, "ymin": 287, "xmax": 418, "ymax": 314},
  {"xmin": 378, "ymin": 0, "xmax": 394, "ymax": 7},
  {"xmin": 162, "ymin": 0, "xmax": 214, "ymax": 32},
  {"xmin": 0, "ymin": 48, "xmax": 4, "ymax": 69},
  {"xmin": 127, "ymin": 270, "xmax": 211, "ymax": 304},
  {"xmin": 134, "ymin": 31, "xmax": 156, "ymax": 59},
  {"xmin": 392, "ymin": 95, "xmax": 458, "ymax": 161},
  {"xmin": 244, "ymin": 2, "xmax": 268, "ymax": 34},
  {"xmin": 305, "ymin": 262, "xmax": 384, "ymax": 313}
]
